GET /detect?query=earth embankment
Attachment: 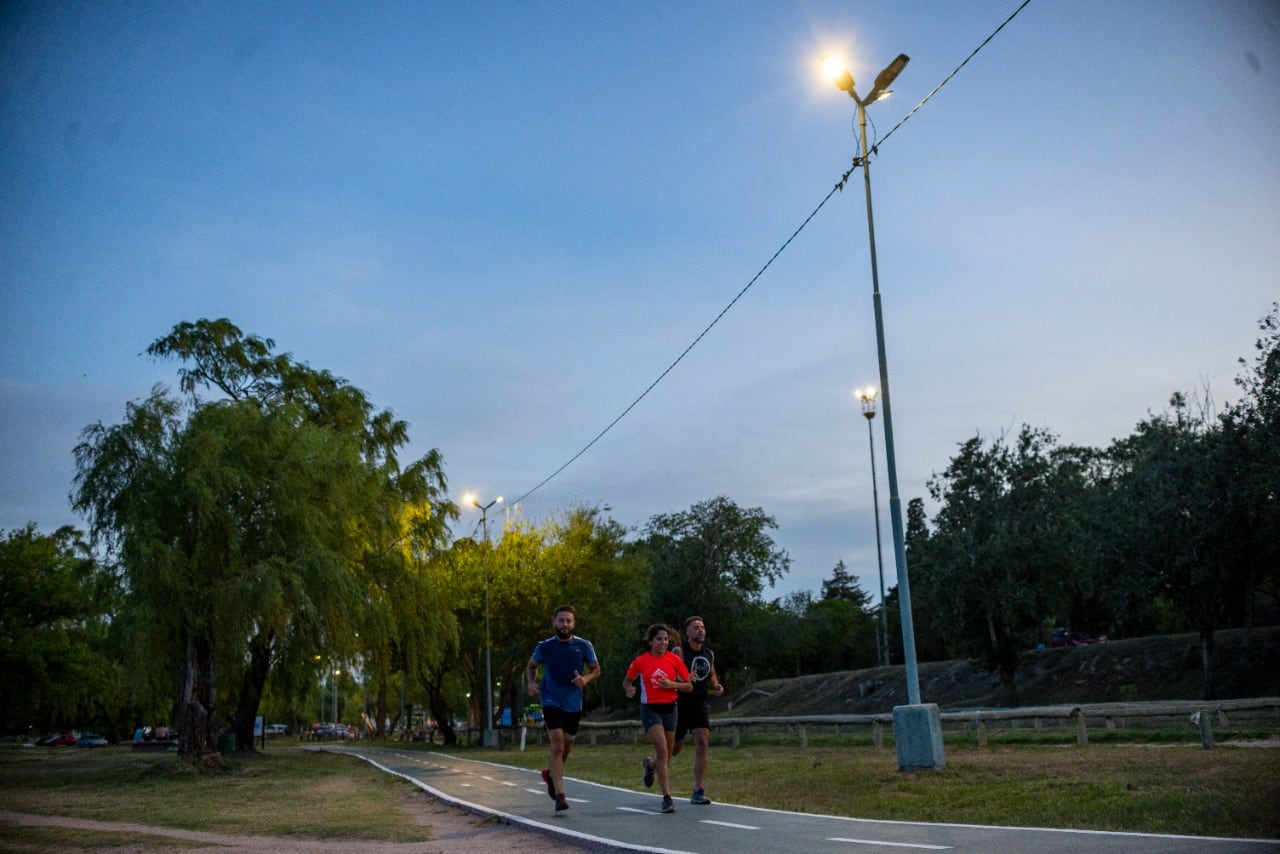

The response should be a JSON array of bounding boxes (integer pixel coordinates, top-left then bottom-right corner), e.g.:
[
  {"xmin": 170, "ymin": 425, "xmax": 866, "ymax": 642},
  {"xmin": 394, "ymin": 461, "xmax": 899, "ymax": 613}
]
[{"xmin": 717, "ymin": 627, "xmax": 1280, "ymax": 717}]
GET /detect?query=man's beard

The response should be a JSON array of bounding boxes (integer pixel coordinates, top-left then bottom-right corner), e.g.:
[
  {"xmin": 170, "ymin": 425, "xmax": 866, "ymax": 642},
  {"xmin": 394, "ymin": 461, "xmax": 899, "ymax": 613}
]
[{"xmin": 555, "ymin": 626, "xmax": 573, "ymax": 640}]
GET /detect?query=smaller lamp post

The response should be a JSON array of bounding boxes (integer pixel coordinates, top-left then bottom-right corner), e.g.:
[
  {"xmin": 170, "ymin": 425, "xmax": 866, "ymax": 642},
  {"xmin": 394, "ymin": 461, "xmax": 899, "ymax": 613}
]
[
  {"xmin": 465, "ymin": 493, "xmax": 503, "ymax": 748},
  {"xmin": 856, "ymin": 387, "xmax": 890, "ymax": 668}
]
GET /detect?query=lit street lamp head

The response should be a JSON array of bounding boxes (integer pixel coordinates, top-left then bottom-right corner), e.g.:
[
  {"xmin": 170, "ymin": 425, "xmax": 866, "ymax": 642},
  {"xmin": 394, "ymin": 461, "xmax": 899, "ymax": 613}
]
[
  {"xmin": 465, "ymin": 493, "xmax": 503, "ymax": 511},
  {"xmin": 822, "ymin": 55, "xmax": 856, "ymax": 97},
  {"xmin": 824, "ymin": 53, "xmax": 910, "ymax": 106},
  {"xmin": 869, "ymin": 53, "xmax": 910, "ymax": 101},
  {"xmin": 856, "ymin": 386, "xmax": 878, "ymax": 420}
]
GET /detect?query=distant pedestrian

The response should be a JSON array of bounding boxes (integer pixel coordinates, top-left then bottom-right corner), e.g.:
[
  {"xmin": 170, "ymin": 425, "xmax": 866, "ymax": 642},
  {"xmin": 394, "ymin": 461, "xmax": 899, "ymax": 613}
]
[
  {"xmin": 671, "ymin": 616, "xmax": 724, "ymax": 805},
  {"xmin": 526, "ymin": 604, "xmax": 601, "ymax": 812},
  {"xmin": 623, "ymin": 623, "xmax": 692, "ymax": 814}
]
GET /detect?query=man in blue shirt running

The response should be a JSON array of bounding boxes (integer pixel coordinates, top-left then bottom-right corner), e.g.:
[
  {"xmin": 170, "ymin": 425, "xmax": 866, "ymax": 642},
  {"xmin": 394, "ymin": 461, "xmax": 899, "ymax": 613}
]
[{"xmin": 526, "ymin": 604, "xmax": 601, "ymax": 812}]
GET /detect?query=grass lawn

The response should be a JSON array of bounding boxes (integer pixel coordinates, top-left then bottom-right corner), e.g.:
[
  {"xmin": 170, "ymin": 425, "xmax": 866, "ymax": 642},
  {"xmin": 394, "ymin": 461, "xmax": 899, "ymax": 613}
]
[
  {"xmin": 485, "ymin": 732, "xmax": 1280, "ymax": 840},
  {"xmin": 3, "ymin": 734, "xmax": 1277, "ymax": 845}
]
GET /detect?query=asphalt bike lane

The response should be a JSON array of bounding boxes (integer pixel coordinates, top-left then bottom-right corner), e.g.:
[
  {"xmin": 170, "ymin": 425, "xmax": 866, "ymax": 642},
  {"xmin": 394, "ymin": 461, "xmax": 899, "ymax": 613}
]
[{"xmin": 322, "ymin": 746, "xmax": 1279, "ymax": 854}]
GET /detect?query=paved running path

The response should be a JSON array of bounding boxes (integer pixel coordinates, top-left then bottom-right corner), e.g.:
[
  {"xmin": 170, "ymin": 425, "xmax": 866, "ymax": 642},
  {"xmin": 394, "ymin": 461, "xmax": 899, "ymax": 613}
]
[{"xmin": 321, "ymin": 746, "xmax": 1279, "ymax": 854}]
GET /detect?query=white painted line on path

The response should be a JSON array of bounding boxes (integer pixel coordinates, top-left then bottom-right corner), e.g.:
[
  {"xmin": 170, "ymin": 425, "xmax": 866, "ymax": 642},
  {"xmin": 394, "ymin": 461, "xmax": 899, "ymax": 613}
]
[
  {"xmin": 829, "ymin": 838, "xmax": 953, "ymax": 850},
  {"xmin": 701, "ymin": 819, "xmax": 761, "ymax": 830}
]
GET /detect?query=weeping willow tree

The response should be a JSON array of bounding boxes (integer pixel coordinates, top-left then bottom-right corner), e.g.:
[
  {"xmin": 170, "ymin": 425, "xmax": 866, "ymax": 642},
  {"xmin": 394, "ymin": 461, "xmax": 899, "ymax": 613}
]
[{"xmin": 73, "ymin": 319, "xmax": 455, "ymax": 762}]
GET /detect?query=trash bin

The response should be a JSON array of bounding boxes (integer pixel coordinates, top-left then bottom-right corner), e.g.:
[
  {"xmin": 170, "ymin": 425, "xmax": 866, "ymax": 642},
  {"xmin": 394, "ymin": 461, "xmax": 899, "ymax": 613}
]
[{"xmin": 217, "ymin": 733, "xmax": 236, "ymax": 753}]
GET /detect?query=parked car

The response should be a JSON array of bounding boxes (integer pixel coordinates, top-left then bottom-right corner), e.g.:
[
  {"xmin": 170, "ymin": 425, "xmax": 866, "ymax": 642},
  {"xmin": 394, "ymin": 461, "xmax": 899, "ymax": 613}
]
[
  {"xmin": 1051, "ymin": 627, "xmax": 1102, "ymax": 647},
  {"xmin": 265, "ymin": 723, "xmax": 288, "ymax": 737},
  {"xmin": 75, "ymin": 732, "xmax": 109, "ymax": 748},
  {"xmin": 39, "ymin": 732, "xmax": 77, "ymax": 746}
]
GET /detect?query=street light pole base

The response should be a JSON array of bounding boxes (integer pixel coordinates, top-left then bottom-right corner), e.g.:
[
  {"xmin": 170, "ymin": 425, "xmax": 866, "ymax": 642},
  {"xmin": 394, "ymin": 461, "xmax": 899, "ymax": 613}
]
[{"xmin": 892, "ymin": 703, "xmax": 946, "ymax": 771}]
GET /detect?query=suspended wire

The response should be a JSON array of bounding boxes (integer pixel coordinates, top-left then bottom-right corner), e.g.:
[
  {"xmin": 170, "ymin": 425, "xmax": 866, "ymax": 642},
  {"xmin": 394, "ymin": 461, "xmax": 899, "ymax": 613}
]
[
  {"xmin": 836, "ymin": 0, "xmax": 1033, "ymax": 186},
  {"xmin": 876, "ymin": 0, "xmax": 1033, "ymax": 151},
  {"xmin": 508, "ymin": 1, "xmax": 1033, "ymax": 509},
  {"xmin": 507, "ymin": 186, "xmax": 842, "ymax": 508}
]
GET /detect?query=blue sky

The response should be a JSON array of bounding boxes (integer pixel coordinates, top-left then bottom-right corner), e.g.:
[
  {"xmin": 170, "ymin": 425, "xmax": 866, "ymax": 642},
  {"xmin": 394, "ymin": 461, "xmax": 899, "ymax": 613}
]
[{"xmin": 3, "ymin": 0, "xmax": 1278, "ymax": 602}]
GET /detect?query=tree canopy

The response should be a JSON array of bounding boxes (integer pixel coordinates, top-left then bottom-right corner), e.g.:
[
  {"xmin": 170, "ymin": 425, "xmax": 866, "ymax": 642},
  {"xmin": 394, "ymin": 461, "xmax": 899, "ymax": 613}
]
[
  {"xmin": 71, "ymin": 319, "xmax": 454, "ymax": 759},
  {"xmin": 0, "ymin": 525, "xmax": 119, "ymax": 736}
]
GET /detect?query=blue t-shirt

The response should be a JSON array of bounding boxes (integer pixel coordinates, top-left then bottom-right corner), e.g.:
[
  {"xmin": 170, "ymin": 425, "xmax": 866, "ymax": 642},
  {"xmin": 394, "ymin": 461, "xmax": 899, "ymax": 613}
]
[{"xmin": 532, "ymin": 635, "xmax": 598, "ymax": 713}]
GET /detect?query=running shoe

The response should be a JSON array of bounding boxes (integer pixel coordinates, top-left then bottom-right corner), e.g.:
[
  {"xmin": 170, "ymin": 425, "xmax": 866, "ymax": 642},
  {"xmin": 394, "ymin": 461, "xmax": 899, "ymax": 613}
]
[
  {"xmin": 541, "ymin": 768, "xmax": 556, "ymax": 800},
  {"xmin": 556, "ymin": 795, "xmax": 570, "ymax": 812},
  {"xmin": 690, "ymin": 787, "xmax": 711, "ymax": 805},
  {"xmin": 661, "ymin": 795, "xmax": 675, "ymax": 813},
  {"xmin": 642, "ymin": 756, "xmax": 654, "ymax": 788}
]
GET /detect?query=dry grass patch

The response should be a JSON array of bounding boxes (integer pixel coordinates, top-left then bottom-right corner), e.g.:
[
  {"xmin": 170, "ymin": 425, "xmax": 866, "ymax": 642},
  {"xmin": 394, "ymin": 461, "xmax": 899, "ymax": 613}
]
[
  {"xmin": 0, "ymin": 746, "xmax": 434, "ymax": 843},
  {"xmin": 0, "ymin": 825, "xmax": 212, "ymax": 851}
]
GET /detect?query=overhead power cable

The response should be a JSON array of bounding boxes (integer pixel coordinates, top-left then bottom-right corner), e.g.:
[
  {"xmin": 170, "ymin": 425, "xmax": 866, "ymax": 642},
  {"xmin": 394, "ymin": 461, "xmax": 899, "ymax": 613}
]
[
  {"xmin": 876, "ymin": 0, "xmax": 1032, "ymax": 152},
  {"xmin": 507, "ymin": 186, "xmax": 841, "ymax": 509},
  {"xmin": 508, "ymin": 0, "xmax": 1033, "ymax": 509}
]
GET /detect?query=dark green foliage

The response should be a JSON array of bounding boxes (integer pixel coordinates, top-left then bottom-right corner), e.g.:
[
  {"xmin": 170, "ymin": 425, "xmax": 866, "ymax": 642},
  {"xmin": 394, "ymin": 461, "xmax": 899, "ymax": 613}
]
[
  {"xmin": 633, "ymin": 496, "xmax": 791, "ymax": 683},
  {"xmin": 909, "ymin": 305, "xmax": 1280, "ymax": 702},
  {"xmin": 0, "ymin": 525, "xmax": 121, "ymax": 735},
  {"xmin": 71, "ymin": 319, "xmax": 455, "ymax": 759}
]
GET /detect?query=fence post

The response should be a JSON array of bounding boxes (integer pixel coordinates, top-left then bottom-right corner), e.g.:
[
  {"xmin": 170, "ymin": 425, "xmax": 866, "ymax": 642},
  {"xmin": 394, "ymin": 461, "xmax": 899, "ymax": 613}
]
[
  {"xmin": 1073, "ymin": 708, "xmax": 1088, "ymax": 746},
  {"xmin": 799, "ymin": 725, "xmax": 808, "ymax": 751},
  {"xmin": 873, "ymin": 718, "xmax": 884, "ymax": 749},
  {"xmin": 976, "ymin": 717, "xmax": 988, "ymax": 747},
  {"xmin": 732, "ymin": 725, "xmax": 741, "ymax": 748},
  {"xmin": 1197, "ymin": 709, "xmax": 1215, "ymax": 750}
]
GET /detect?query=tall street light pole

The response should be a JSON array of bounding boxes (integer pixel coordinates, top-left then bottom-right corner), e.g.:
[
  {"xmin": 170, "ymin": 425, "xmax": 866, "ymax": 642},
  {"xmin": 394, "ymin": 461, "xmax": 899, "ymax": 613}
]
[
  {"xmin": 826, "ymin": 51, "xmax": 922, "ymax": 703},
  {"xmin": 856, "ymin": 387, "xmax": 889, "ymax": 668},
  {"xmin": 826, "ymin": 53, "xmax": 945, "ymax": 770},
  {"xmin": 466, "ymin": 493, "xmax": 503, "ymax": 748}
]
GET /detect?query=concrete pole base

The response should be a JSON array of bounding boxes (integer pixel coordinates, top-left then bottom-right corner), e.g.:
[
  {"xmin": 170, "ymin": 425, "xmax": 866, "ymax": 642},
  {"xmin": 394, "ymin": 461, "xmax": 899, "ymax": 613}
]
[{"xmin": 892, "ymin": 703, "xmax": 946, "ymax": 771}]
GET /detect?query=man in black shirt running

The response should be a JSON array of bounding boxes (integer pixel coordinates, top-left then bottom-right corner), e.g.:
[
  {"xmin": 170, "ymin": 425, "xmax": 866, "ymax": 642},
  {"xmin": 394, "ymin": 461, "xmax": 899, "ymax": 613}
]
[{"xmin": 671, "ymin": 615, "xmax": 724, "ymax": 805}]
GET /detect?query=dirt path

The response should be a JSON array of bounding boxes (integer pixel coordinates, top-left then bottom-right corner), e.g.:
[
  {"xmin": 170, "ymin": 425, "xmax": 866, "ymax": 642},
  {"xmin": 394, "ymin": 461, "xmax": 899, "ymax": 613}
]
[{"xmin": 0, "ymin": 794, "xmax": 607, "ymax": 853}]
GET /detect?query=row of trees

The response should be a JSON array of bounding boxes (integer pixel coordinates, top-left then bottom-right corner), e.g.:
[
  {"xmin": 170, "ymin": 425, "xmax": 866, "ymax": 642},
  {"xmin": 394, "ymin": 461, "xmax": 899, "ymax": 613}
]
[
  {"xmin": 2, "ymin": 308, "xmax": 1276, "ymax": 758},
  {"xmin": 906, "ymin": 307, "xmax": 1280, "ymax": 704}
]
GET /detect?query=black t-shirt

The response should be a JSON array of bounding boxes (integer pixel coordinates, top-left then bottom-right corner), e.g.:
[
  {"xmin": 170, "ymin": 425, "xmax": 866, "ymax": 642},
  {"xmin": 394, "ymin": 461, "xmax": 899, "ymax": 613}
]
[{"xmin": 678, "ymin": 643, "xmax": 715, "ymax": 702}]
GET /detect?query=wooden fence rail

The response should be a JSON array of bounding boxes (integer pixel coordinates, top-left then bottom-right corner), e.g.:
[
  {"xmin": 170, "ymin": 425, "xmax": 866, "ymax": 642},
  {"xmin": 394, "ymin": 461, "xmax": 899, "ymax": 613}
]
[{"xmin": 572, "ymin": 696, "xmax": 1280, "ymax": 750}]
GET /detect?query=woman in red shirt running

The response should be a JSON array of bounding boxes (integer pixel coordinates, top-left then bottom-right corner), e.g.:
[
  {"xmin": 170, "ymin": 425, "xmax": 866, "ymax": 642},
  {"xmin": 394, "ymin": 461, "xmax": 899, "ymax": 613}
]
[{"xmin": 623, "ymin": 623, "xmax": 692, "ymax": 813}]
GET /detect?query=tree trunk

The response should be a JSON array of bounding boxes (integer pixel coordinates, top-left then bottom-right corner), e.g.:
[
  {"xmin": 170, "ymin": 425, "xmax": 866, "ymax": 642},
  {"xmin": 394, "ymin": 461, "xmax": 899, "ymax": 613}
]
[
  {"xmin": 376, "ymin": 679, "xmax": 388, "ymax": 737},
  {"xmin": 231, "ymin": 630, "xmax": 274, "ymax": 753},
  {"xmin": 431, "ymin": 695, "xmax": 457, "ymax": 746},
  {"xmin": 998, "ymin": 666, "xmax": 1021, "ymax": 708},
  {"xmin": 418, "ymin": 671, "xmax": 457, "ymax": 746},
  {"xmin": 1199, "ymin": 626, "xmax": 1217, "ymax": 700},
  {"xmin": 177, "ymin": 629, "xmax": 219, "ymax": 762}
]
